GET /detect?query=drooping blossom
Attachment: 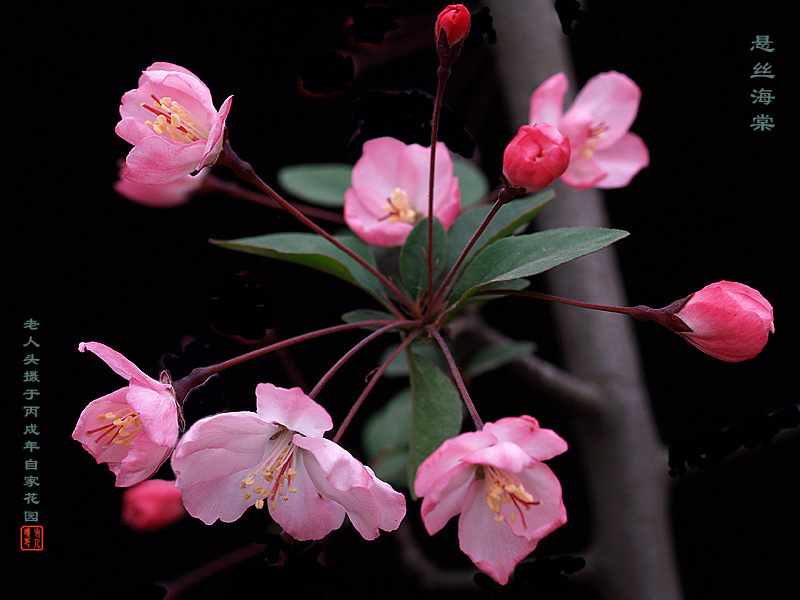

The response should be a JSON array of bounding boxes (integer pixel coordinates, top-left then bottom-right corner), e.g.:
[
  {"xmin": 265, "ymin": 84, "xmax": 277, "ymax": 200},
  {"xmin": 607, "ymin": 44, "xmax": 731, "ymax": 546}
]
[
  {"xmin": 436, "ymin": 5, "xmax": 471, "ymax": 46},
  {"xmin": 415, "ymin": 416, "xmax": 568, "ymax": 585},
  {"xmin": 121, "ymin": 479, "xmax": 186, "ymax": 532},
  {"xmin": 344, "ymin": 137, "xmax": 461, "ymax": 247},
  {"xmin": 172, "ymin": 383, "xmax": 406, "ymax": 541},
  {"xmin": 114, "ymin": 162, "xmax": 208, "ymax": 208},
  {"xmin": 529, "ymin": 71, "xmax": 649, "ymax": 189},
  {"xmin": 73, "ymin": 342, "xmax": 180, "ymax": 487},
  {"xmin": 670, "ymin": 281, "xmax": 774, "ymax": 362},
  {"xmin": 115, "ymin": 62, "xmax": 233, "ymax": 184},
  {"xmin": 502, "ymin": 124, "xmax": 571, "ymax": 192}
]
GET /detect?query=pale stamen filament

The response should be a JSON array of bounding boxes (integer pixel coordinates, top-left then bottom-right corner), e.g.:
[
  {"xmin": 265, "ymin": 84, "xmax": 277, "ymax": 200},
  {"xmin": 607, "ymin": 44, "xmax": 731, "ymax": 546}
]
[
  {"xmin": 581, "ymin": 122, "xmax": 609, "ymax": 159},
  {"xmin": 86, "ymin": 409, "xmax": 142, "ymax": 448},
  {"xmin": 240, "ymin": 428, "xmax": 300, "ymax": 510},
  {"xmin": 483, "ymin": 466, "xmax": 541, "ymax": 528},
  {"xmin": 141, "ymin": 95, "xmax": 210, "ymax": 143},
  {"xmin": 379, "ymin": 188, "xmax": 418, "ymax": 224}
]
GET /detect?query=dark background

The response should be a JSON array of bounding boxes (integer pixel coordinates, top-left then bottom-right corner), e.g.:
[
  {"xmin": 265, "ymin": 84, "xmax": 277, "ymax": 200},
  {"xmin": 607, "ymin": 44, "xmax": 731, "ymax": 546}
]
[{"xmin": 4, "ymin": 1, "xmax": 798, "ymax": 598}]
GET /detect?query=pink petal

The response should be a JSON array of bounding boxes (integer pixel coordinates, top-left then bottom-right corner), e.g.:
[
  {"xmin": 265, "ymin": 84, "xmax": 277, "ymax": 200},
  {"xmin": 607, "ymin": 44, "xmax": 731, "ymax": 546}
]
[
  {"xmin": 568, "ymin": 71, "xmax": 641, "ymax": 148},
  {"xmin": 556, "ymin": 107, "xmax": 593, "ymax": 159},
  {"xmin": 114, "ymin": 167, "xmax": 206, "ymax": 208},
  {"xmin": 509, "ymin": 463, "xmax": 568, "ymax": 542},
  {"xmin": 124, "ymin": 136, "xmax": 207, "ymax": 184},
  {"xmin": 352, "ymin": 137, "xmax": 408, "ymax": 192},
  {"xmin": 419, "ymin": 462, "xmax": 477, "ymax": 535},
  {"xmin": 254, "ymin": 383, "xmax": 332, "ymax": 438},
  {"xmin": 78, "ymin": 342, "xmax": 153, "ymax": 384},
  {"xmin": 198, "ymin": 94, "xmax": 233, "ymax": 170},
  {"xmin": 560, "ymin": 155, "xmax": 607, "ymax": 189},
  {"xmin": 125, "ymin": 381, "xmax": 179, "ymax": 448},
  {"xmin": 529, "ymin": 72, "xmax": 568, "ymax": 126},
  {"xmin": 483, "ymin": 416, "xmax": 568, "ymax": 461},
  {"xmin": 462, "ymin": 441, "xmax": 537, "ymax": 473},
  {"xmin": 363, "ymin": 465, "xmax": 407, "ymax": 533},
  {"xmin": 414, "ymin": 429, "xmax": 496, "ymax": 498},
  {"xmin": 72, "ymin": 389, "xmax": 132, "ymax": 464},
  {"xmin": 138, "ymin": 68, "xmax": 215, "ymax": 130},
  {"xmin": 458, "ymin": 479, "xmax": 537, "ymax": 585},
  {"xmin": 115, "ymin": 116, "xmax": 153, "ymax": 146},
  {"xmin": 592, "ymin": 133, "xmax": 650, "ymax": 189},
  {"xmin": 268, "ymin": 453, "xmax": 347, "ymax": 540},
  {"xmin": 115, "ymin": 433, "xmax": 172, "ymax": 487}
]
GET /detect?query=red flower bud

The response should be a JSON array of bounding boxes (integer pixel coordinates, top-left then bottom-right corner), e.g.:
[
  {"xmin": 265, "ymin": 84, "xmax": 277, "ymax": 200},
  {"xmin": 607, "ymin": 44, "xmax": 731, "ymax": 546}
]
[
  {"xmin": 671, "ymin": 281, "xmax": 774, "ymax": 362},
  {"xmin": 121, "ymin": 479, "xmax": 186, "ymax": 532},
  {"xmin": 436, "ymin": 4, "xmax": 471, "ymax": 46},
  {"xmin": 502, "ymin": 124, "xmax": 571, "ymax": 192}
]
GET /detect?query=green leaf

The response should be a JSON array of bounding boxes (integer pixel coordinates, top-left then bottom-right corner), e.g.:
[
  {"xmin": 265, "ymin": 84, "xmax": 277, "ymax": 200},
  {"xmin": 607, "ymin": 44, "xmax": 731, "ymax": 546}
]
[
  {"xmin": 406, "ymin": 350, "xmax": 463, "ymax": 496},
  {"xmin": 378, "ymin": 340, "xmax": 443, "ymax": 378},
  {"xmin": 445, "ymin": 190, "xmax": 554, "ymax": 274},
  {"xmin": 211, "ymin": 232, "xmax": 386, "ymax": 303},
  {"xmin": 464, "ymin": 340, "xmax": 536, "ymax": 378},
  {"xmin": 341, "ymin": 309, "xmax": 397, "ymax": 329},
  {"xmin": 277, "ymin": 163, "xmax": 352, "ymax": 207},
  {"xmin": 362, "ymin": 389, "xmax": 413, "ymax": 487},
  {"xmin": 399, "ymin": 218, "xmax": 447, "ymax": 300},
  {"xmin": 449, "ymin": 227, "xmax": 629, "ymax": 306},
  {"xmin": 452, "ymin": 155, "xmax": 489, "ymax": 207}
]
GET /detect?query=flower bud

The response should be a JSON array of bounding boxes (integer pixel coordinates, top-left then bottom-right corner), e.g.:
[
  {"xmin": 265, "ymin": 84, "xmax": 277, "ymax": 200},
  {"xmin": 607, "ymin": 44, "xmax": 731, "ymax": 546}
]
[
  {"xmin": 436, "ymin": 4, "xmax": 471, "ymax": 46},
  {"xmin": 121, "ymin": 479, "xmax": 186, "ymax": 532},
  {"xmin": 502, "ymin": 123, "xmax": 571, "ymax": 192},
  {"xmin": 670, "ymin": 281, "xmax": 774, "ymax": 362}
]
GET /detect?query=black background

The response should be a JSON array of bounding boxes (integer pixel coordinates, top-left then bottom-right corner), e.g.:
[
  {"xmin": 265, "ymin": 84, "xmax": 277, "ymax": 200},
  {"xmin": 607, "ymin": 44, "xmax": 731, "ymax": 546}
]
[{"xmin": 4, "ymin": 1, "xmax": 798, "ymax": 598}]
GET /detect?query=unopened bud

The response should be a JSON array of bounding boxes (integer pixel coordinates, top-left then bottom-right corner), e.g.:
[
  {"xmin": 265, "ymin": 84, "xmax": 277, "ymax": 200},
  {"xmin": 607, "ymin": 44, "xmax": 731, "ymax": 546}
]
[
  {"xmin": 502, "ymin": 124, "xmax": 571, "ymax": 192},
  {"xmin": 436, "ymin": 4, "xmax": 471, "ymax": 46},
  {"xmin": 121, "ymin": 479, "xmax": 186, "ymax": 532}
]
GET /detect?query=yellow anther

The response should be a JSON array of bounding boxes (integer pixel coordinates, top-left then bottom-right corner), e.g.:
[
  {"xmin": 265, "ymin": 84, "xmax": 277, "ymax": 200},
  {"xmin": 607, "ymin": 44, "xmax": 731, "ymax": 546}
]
[
  {"xmin": 255, "ymin": 499, "xmax": 265, "ymax": 510},
  {"xmin": 380, "ymin": 188, "xmax": 417, "ymax": 224}
]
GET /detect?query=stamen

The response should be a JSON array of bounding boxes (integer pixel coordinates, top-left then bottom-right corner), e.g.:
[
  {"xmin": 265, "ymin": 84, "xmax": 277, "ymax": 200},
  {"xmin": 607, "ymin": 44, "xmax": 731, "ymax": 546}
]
[
  {"xmin": 140, "ymin": 96, "xmax": 209, "ymax": 143},
  {"xmin": 379, "ymin": 188, "xmax": 417, "ymax": 224},
  {"xmin": 240, "ymin": 428, "xmax": 301, "ymax": 510},
  {"xmin": 86, "ymin": 408, "xmax": 143, "ymax": 447},
  {"xmin": 483, "ymin": 466, "xmax": 541, "ymax": 529}
]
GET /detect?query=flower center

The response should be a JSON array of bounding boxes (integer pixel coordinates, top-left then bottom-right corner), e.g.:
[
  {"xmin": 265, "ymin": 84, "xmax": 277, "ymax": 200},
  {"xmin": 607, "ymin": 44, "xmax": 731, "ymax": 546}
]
[
  {"xmin": 380, "ymin": 188, "xmax": 417, "ymax": 224},
  {"xmin": 483, "ymin": 466, "xmax": 541, "ymax": 528},
  {"xmin": 581, "ymin": 122, "xmax": 609, "ymax": 159},
  {"xmin": 240, "ymin": 428, "xmax": 299, "ymax": 511},
  {"xmin": 86, "ymin": 409, "xmax": 142, "ymax": 447},
  {"xmin": 141, "ymin": 95, "xmax": 209, "ymax": 143}
]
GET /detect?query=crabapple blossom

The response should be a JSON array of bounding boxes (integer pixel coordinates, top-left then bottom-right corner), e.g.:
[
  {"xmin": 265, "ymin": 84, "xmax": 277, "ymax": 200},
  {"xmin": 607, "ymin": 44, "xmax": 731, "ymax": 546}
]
[
  {"xmin": 415, "ymin": 416, "xmax": 568, "ymax": 584},
  {"xmin": 436, "ymin": 5, "xmax": 471, "ymax": 46},
  {"xmin": 73, "ymin": 342, "xmax": 180, "ymax": 487},
  {"xmin": 114, "ymin": 163, "xmax": 208, "ymax": 208},
  {"xmin": 529, "ymin": 71, "xmax": 649, "ymax": 189},
  {"xmin": 503, "ymin": 123, "xmax": 571, "ymax": 192},
  {"xmin": 672, "ymin": 281, "xmax": 774, "ymax": 362},
  {"xmin": 121, "ymin": 479, "xmax": 186, "ymax": 532},
  {"xmin": 115, "ymin": 62, "xmax": 233, "ymax": 184},
  {"xmin": 344, "ymin": 137, "xmax": 461, "ymax": 247},
  {"xmin": 171, "ymin": 383, "xmax": 406, "ymax": 541}
]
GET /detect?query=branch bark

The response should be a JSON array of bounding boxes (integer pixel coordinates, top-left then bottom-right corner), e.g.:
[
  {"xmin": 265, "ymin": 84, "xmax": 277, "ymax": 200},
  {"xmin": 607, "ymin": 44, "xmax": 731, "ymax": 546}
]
[{"xmin": 486, "ymin": 2, "xmax": 684, "ymax": 598}]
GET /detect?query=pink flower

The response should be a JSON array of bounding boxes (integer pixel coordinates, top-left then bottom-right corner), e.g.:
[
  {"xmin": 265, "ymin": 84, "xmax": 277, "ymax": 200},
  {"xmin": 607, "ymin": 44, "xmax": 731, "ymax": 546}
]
[
  {"xmin": 672, "ymin": 281, "xmax": 774, "ymax": 362},
  {"xmin": 529, "ymin": 71, "xmax": 649, "ymax": 189},
  {"xmin": 113, "ymin": 163, "xmax": 208, "ymax": 208},
  {"xmin": 502, "ymin": 124, "xmax": 571, "ymax": 192},
  {"xmin": 344, "ymin": 137, "xmax": 461, "ymax": 247},
  {"xmin": 171, "ymin": 383, "xmax": 406, "ymax": 541},
  {"xmin": 115, "ymin": 62, "xmax": 233, "ymax": 184},
  {"xmin": 121, "ymin": 479, "xmax": 186, "ymax": 532},
  {"xmin": 73, "ymin": 342, "xmax": 180, "ymax": 487},
  {"xmin": 415, "ymin": 416, "xmax": 568, "ymax": 584},
  {"xmin": 436, "ymin": 5, "xmax": 471, "ymax": 46}
]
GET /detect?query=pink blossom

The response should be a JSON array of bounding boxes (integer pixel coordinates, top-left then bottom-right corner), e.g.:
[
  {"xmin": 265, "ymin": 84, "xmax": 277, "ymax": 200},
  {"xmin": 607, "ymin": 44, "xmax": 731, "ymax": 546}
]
[
  {"xmin": 436, "ymin": 5, "xmax": 471, "ymax": 46},
  {"xmin": 121, "ymin": 479, "xmax": 186, "ymax": 532},
  {"xmin": 344, "ymin": 137, "xmax": 461, "ymax": 247},
  {"xmin": 115, "ymin": 62, "xmax": 233, "ymax": 184},
  {"xmin": 502, "ymin": 124, "xmax": 571, "ymax": 192},
  {"xmin": 73, "ymin": 342, "xmax": 180, "ymax": 487},
  {"xmin": 673, "ymin": 281, "xmax": 774, "ymax": 362},
  {"xmin": 172, "ymin": 383, "xmax": 406, "ymax": 541},
  {"xmin": 113, "ymin": 163, "xmax": 208, "ymax": 208},
  {"xmin": 415, "ymin": 416, "xmax": 568, "ymax": 584},
  {"xmin": 529, "ymin": 71, "xmax": 649, "ymax": 189}
]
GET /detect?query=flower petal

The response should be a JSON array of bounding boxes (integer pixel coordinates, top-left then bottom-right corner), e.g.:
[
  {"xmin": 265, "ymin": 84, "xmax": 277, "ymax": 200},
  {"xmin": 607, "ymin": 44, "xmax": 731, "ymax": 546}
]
[
  {"xmin": 529, "ymin": 72, "xmax": 568, "ymax": 126},
  {"xmin": 254, "ymin": 383, "xmax": 332, "ymax": 437},
  {"xmin": 592, "ymin": 133, "xmax": 650, "ymax": 189},
  {"xmin": 462, "ymin": 441, "xmax": 537, "ymax": 473},
  {"xmin": 483, "ymin": 416, "xmax": 568, "ymax": 461},
  {"xmin": 560, "ymin": 155, "xmax": 606, "ymax": 189},
  {"xmin": 419, "ymin": 462, "xmax": 476, "ymax": 535},
  {"xmin": 79, "ymin": 342, "xmax": 154, "ymax": 384},
  {"xmin": 114, "ymin": 433, "xmax": 172, "ymax": 487},
  {"xmin": 124, "ymin": 136, "xmax": 207, "ymax": 184},
  {"xmin": 414, "ymin": 429, "xmax": 496, "ymax": 498},
  {"xmin": 568, "ymin": 71, "xmax": 641, "ymax": 148},
  {"xmin": 125, "ymin": 381, "xmax": 179, "ymax": 448}
]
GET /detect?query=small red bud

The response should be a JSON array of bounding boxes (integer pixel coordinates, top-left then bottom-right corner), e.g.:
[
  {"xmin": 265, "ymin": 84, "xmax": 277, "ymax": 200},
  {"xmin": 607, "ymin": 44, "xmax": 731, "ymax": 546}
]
[
  {"xmin": 436, "ymin": 5, "xmax": 471, "ymax": 46},
  {"xmin": 502, "ymin": 124, "xmax": 571, "ymax": 192}
]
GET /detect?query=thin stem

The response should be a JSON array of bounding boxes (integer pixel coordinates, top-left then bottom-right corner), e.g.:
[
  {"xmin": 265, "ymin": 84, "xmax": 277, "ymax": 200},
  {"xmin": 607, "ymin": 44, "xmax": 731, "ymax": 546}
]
[
  {"xmin": 332, "ymin": 328, "xmax": 423, "ymax": 443},
  {"xmin": 204, "ymin": 175, "xmax": 346, "ymax": 224},
  {"xmin": 216, "ymin": 141, "xmax": 418, "ymax": 318},
  {"xmin": 426, "ymin": 64, "xmax": 451, "ymax": 308},
  {"xmin": 426, "ymin": 325, "xmax": 483, "ymax": 430},
  {"xmin": 172, "ymin": 319, "xmax": 402, "ymax": 404},
  {"xmin": 309, "ymin": 320, "xmax": 420, "ymax": 399}
]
